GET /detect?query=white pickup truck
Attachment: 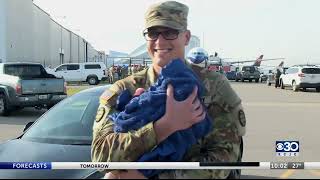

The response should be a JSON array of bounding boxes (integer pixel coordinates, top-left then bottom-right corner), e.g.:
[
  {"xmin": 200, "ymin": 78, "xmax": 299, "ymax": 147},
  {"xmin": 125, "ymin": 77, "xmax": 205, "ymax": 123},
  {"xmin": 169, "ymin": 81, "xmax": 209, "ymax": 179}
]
[{"xmin": 46, "ymin": 62, "xmax": 108, "ymax": 85}]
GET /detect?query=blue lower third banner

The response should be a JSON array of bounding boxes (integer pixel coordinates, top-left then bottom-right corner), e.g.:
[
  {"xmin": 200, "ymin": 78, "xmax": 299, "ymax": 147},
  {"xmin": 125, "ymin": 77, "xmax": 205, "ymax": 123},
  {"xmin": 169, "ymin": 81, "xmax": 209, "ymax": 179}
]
[{"xmin": 0, "ymin": 162, "xmax": 52, "ymax": 169}]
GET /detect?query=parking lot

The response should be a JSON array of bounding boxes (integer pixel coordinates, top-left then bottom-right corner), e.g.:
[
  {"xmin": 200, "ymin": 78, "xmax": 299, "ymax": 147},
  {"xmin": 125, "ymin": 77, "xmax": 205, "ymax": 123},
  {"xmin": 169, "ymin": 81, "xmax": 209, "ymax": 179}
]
[
  {"xmin": 0, "ymin": 82, "xmax": 319, "ymax": 179},
  {"xmin": 232, "ymin": 82, "xmax": 320, "ymax": 179}
]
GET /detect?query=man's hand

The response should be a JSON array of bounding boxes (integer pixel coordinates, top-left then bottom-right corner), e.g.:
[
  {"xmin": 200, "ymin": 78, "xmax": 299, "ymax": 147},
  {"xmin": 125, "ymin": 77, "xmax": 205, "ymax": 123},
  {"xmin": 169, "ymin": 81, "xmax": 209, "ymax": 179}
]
[
  {"xmin": 154, "ymin": 84, "xmax": 206, "ymax": 143},
  {"xmin": 104, "ymin": 170, "xmax": 147, "ymax": 179},
  {"xmin": 165, "ymin": 84, "xmax": 206, "ymax": 132},
  {"xmin": 104, "ymin": 171, "xmax": 119, "ymax": 179}
]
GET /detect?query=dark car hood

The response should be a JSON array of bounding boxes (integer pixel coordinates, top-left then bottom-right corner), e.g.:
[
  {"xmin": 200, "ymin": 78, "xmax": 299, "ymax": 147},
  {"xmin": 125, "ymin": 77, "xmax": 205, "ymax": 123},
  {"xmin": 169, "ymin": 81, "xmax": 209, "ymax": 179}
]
[{"xmin": 0, "ymin": 139, "xmax": 99, "ymax": 179}]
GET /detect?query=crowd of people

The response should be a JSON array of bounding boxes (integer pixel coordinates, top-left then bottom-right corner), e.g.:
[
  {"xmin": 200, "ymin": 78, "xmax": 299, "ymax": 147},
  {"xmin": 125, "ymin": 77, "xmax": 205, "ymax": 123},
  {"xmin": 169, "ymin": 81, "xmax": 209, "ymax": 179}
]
[{"xmin": 107, "ymin": 64, "xmax": 148, "ymax": 83}]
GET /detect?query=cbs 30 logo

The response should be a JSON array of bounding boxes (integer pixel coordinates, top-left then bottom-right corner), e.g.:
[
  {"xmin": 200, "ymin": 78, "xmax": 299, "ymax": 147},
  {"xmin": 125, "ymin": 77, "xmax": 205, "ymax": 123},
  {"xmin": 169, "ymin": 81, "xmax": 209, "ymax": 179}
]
[{"xmin": 276, "ymin": 141, "xmax": 299, "ymax": 152}]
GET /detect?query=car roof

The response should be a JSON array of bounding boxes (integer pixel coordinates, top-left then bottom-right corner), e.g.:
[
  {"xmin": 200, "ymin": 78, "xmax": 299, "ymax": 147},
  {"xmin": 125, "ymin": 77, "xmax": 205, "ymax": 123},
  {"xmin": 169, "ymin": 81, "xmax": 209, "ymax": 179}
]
[
  {"xmin": 61, "ymin": 62, "xmax": 105, "ymax": 65},
  {"xmin": 243, "ymin": 66, "xmax": 254, "ymax": 68},
  {"xmin": 73, "ymin": 85, "xmax": 110, "ymax": 96},
  {"xmin": 2, "ymin": 62, "xmax": 42, "ymax": 66},
  {"xmin": 291, "ymin": 64, "xmax": 319, "ymax": 68},
  {"xmin": 301, "ymin": 67, "xmax": 320, "ymax": 69}
]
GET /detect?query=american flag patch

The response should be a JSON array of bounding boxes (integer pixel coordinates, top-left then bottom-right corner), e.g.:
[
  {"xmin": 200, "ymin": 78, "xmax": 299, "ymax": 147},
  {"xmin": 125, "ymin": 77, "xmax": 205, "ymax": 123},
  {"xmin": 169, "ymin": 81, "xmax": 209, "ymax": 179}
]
[{"xmin": 100, "ymin": 90, "xmax": 116, "ymax": 105}]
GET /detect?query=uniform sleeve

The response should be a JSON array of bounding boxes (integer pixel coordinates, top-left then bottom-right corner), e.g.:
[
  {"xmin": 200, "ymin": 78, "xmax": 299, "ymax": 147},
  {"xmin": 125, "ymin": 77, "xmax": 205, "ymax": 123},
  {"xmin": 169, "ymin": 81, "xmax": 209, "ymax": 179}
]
[
  {"xmin": 158, "ymin": 108, "xmax": 243, "ymax": 179},
  {"xmin": 158, "ymin": 74, "xmax": 245, "ymax": 179},
  {"xmin": 91, "ymin": 104, "xmax": 158, "ymax": 163}
]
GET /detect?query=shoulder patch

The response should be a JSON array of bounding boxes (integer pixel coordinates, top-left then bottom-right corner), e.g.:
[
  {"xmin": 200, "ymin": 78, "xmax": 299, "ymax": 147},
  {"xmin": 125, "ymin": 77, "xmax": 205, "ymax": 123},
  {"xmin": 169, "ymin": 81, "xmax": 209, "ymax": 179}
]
[
  {"xmin": 238, "ymin": 109, "xmax": 246, "ymax": 127},
  {"xmin": 101, "ymin": 89, "xmax": 116, "ymax": 101},
  {"xmin": 95, "ymin": 106, "xmax": 106, "ymax": 123},
  {"xmin": 100, "ymin": 89, "xmax": 118, "ymax": 107}
]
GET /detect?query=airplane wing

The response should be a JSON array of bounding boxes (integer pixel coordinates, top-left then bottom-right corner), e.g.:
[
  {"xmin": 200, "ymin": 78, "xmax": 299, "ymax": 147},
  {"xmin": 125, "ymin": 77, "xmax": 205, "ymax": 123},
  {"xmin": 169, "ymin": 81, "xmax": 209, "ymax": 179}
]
[{"xmin": 229, "ymin": 58, "xmax": 285, "ymax": 65}]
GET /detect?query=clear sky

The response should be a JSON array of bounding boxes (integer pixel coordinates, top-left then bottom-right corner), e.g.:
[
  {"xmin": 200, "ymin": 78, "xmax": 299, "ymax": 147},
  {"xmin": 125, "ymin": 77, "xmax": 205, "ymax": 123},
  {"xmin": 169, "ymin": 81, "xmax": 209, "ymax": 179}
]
[{"xmin": 33, "ymin": 0, "xmax": 320, "ymax": 66}]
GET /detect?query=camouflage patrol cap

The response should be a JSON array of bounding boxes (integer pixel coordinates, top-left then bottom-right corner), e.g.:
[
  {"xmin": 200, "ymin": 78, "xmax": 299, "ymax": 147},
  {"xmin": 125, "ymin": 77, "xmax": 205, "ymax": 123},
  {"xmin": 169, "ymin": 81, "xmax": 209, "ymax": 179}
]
[{"xmin": 144, "ymin": 1, "xmax": 189, "ymax": 31}]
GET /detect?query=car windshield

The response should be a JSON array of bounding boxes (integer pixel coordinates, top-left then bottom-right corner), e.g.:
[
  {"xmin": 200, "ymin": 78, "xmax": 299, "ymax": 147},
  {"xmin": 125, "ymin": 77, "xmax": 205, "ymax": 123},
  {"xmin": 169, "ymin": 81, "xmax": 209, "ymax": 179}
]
[
  {"xmin": 4, "ymin": 64, "xmax": 47, "ymax": 78},
  {"xmin": 22, "ymin": 93, "xmax": 100, "ymax": 145},
  {"xmin": 242, "ymin": 66, "xmax": 255, "ymax": 72},
  {"xmin": 302, "ymin": 68, "xmax": 320, "ymax": 74}
]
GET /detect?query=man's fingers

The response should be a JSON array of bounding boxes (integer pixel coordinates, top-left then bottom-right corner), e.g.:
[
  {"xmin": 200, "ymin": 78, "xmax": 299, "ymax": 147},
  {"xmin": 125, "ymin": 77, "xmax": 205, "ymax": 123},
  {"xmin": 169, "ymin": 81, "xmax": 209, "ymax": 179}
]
[
  {"xmin": 104, "ymin": 172, "xmax": 119, "ymax": 179},
  {"xmin": 192, "ymin": 98, "xmax": 201, "ymax": 111},
  {"xmin": 119, "ymin": 170, "xmax": 147, "ymax": 179},
  {"xmin": 194, "ymin": 104, "xmax": 204, "ymax": 117},
  {"xmin": 194, "ymin": 108, "xmax": 206, "ymax": 123},
  {"xmin": 167, "ymin": 84, "xmax": 174, "ymax": 99},
  {"xmin": 199, "ymin": 111, "xmax": 206, "ymax": 122},
  {"xmin": 187, "ymin": 86, "xmax": 198, "ymax": 104},
  {"xmin": 166, "ymin": 84, "xmax": 174, "ymax": 105}
]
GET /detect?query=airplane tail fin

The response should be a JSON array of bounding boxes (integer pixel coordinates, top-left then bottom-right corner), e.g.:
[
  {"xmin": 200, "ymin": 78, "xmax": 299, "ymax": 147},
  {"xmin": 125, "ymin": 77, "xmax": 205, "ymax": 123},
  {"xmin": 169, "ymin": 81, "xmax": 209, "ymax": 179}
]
[
  {"xmin": 253, "ymin": 55, "xmax": 264, "ymax": 66},
  {"xmin": 278, "ymin": 61, "xmax": 284, "ymax": 67}
]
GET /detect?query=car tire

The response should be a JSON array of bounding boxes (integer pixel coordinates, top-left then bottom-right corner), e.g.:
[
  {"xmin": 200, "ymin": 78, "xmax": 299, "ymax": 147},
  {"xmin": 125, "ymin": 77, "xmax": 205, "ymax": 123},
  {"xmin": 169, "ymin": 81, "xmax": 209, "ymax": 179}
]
[
  {"xmin": 87, "ymin": 76, "xmax": 98, "ymax": 85},
  {"xmin": 249, "ymin": 79, "xmax": 252, "ymax": 82},
  {"xmin": 0, "ymin": 94, "xmax": 10, "ymax": 116},
  {"xmin": 316, "ymin": 88, "xmax": 320, "ymax": 92},
  {"xmin": 235, "ymin": 78, "xmax": 239, "ymax": 82},
  {"xmin": 292, "ymin": 81, "xmax": 299, "ymax": 92},
  {"xmin": 255, "ymin": 79, "xmax": 259, "ymax": 83},
  {"xmin": 14, "ymin": 106, "xmax": 24, "ymax": 111},
  {"xmin": 280, "ymin": 80, "xmax": 285, "ymax": 89},
  {"xmin": 46, "ymin": 104, "xmax": 55, "ymax": 110},
  {"xmin": 241, "ymin": 78, "xmax": 244, "ymax": 82}
]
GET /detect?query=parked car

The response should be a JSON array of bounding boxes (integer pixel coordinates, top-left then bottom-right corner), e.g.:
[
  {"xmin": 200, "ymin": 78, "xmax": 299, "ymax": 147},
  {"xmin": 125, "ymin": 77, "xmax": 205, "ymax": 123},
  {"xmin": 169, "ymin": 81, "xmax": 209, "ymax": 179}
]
[
  {"xmin": 266, "ymin": 72, "xmax": 275, "ymax": 86},
  {"xmin": 0, "ymin": 86, "xmax": 109, "ymax": 178},
  {"xmin": 266, "ymin": 67, "xmax": 288, "ymax": 86},
  {"xmin": 47, "ymin": 62, "xmax": 108, "ymax": 85},
  {"xmin": 260, "ymin": 72, "xmax": 269, "ymax": 83},
  {"xmin": 235, "ymin": 66, "xmax": 260, "ymax": 82},
  {"xmin": 225, "ymin": 71, "xmax": 237, "ymax": 80},
  {"xmin": 279, "ymin": 65, "xmax": 320, "ymax": 92},
  {"xmin": 0, "ymin": 63, "xmax": 67, "ymax": 116}
]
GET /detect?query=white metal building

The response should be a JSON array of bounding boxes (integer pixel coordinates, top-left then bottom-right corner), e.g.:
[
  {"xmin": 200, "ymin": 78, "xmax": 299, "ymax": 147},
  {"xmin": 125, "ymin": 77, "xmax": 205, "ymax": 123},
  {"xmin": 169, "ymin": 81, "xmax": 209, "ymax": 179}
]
[{"xmin": 0, "ymin": 0, "xmax": 101, "ymax": 67}]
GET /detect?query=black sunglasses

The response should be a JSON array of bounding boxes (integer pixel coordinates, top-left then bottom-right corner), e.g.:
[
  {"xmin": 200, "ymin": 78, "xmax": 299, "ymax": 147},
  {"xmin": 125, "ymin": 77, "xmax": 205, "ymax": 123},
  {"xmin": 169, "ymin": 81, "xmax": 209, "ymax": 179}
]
[{"xmin": 143, "ymin": 29, "xmax": 183, "ymax": 41}]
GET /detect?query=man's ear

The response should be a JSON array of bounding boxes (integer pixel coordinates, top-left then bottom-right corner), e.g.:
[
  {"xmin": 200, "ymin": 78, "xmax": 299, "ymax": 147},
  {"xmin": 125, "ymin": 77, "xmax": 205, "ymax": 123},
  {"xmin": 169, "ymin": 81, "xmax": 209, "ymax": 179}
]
[{"xmin": 184, "ymin": 30, "xmax": 191, "ymax": 46}]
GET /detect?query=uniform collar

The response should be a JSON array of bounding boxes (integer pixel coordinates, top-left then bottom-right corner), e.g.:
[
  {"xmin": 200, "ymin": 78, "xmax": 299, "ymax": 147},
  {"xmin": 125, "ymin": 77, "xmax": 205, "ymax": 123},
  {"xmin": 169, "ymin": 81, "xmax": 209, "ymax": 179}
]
[{"xmin": 146, "ymin": 65, "xmax": 158, "ymax": 87}]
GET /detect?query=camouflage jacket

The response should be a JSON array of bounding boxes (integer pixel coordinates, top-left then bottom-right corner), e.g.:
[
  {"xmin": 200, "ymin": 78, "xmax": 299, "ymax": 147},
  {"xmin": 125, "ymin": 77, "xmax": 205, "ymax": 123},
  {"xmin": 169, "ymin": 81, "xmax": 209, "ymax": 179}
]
[{"xmin": 91, "ymin": 62, "xmax": 246, "ymax": 179}]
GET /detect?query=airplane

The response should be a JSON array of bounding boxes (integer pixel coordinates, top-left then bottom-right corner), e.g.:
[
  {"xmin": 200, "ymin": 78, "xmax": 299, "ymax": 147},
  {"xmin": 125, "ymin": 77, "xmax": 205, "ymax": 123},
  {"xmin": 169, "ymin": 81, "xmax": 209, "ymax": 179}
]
[
  {"xmin": 278, "ymin": 61, "xmax": 284, "ymax": 67},
  {"xmin": 258, "ymin": 61, "xmax": 284, "ymax": 79},
  {"xmin": 208, "ymin": 52, "xmax": 284, "ymax": 73},
  {"xmin": 205, "ymin": 53, "xmax": 285, "ymax": 80},
  {"xmin": 259, "ymin": 61, "xmax": 288, "ymax": 85}
]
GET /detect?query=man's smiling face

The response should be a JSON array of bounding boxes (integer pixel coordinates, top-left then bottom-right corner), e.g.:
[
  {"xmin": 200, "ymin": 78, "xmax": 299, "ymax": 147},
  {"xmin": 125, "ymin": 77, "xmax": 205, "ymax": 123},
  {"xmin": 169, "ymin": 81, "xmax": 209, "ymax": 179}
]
[{"xmin": 146, "ymin": 26, "xmax": 190, "ymax": 68}]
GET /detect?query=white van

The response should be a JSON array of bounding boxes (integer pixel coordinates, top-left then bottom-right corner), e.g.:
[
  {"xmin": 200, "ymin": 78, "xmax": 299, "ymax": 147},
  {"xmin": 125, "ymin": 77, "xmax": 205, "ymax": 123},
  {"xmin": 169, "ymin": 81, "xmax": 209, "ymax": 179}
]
[{"xmin": 48, "ymin": 62, "xmax": 107, "ymax": 85}]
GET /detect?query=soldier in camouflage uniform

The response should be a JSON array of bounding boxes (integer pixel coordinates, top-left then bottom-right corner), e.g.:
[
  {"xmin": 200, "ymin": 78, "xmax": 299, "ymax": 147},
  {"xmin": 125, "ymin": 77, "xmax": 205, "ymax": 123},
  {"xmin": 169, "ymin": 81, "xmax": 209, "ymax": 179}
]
[
  {"xmin": 108, "ymin": 66, "xmax": 114, "ymax": 84},
  {"xmin": 91, "ymin": 1, "xmax": 246, "ymax": 179}
]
